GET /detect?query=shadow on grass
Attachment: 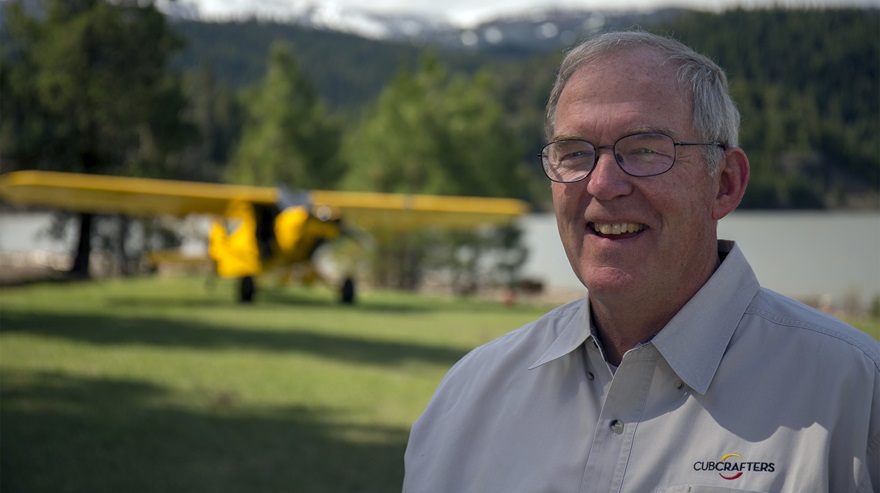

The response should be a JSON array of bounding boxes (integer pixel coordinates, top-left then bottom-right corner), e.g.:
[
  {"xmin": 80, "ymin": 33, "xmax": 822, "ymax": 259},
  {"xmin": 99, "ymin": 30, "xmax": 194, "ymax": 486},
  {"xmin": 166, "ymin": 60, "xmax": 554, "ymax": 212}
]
[
  {"xmin": 1, "ymin": 370, "xmax": 407, "ymax": 493},
  {"xmin": 0, "ymin": 311, "xmax": 468, "ymax": 367}
]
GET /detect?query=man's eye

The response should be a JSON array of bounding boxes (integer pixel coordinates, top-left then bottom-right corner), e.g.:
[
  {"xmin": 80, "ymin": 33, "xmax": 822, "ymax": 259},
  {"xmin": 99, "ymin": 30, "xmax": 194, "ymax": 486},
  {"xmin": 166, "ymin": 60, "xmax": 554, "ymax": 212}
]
[{"xmin": 557, "ymin": 150, "xmax": 591, "ymax": 167}]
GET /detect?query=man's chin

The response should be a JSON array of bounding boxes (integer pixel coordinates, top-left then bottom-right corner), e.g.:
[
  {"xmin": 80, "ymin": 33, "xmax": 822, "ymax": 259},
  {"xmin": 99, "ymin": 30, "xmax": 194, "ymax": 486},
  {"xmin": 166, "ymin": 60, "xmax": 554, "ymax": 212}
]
[{"xmin": 581, "ymin": 266, "xmax": 641, "ymax": 296}]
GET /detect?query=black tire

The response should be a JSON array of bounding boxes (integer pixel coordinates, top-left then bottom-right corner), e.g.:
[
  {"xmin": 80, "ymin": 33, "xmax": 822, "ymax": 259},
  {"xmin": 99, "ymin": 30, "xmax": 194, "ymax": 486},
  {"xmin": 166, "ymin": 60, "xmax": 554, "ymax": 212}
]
[
  {"xmin": 340, "ymin": 277, "xmax": 355, "ymax": 304},
  {"xmin": 239, "ymin": 276, "xmax": 255, "ymax": 303}
]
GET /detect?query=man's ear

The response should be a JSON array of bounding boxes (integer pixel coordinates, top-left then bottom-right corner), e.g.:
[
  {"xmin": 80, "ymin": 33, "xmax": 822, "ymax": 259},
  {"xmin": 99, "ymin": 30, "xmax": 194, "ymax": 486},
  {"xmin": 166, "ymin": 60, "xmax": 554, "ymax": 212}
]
[{"xmin": 712, "ymin": 147, "xmax": 750, "ymax": 221}]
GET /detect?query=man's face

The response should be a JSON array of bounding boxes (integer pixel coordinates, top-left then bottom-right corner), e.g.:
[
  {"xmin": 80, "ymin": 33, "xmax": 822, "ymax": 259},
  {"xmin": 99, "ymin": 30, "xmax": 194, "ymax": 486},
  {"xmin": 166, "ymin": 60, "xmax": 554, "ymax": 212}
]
[{"xmin": 551, "ymin": 48, "xmax": 723, "ymax": 306}]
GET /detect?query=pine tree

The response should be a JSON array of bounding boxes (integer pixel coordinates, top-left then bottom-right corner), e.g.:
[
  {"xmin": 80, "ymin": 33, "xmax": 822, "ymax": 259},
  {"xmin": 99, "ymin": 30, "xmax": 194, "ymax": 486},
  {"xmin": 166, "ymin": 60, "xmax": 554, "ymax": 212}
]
[
  {"xmin": 0, "ymin": 0, "xmax": 192, "ymax": 276},
  {"xmin": 225, "ymin": 41, "xmax": 342, "ymax": 189}
]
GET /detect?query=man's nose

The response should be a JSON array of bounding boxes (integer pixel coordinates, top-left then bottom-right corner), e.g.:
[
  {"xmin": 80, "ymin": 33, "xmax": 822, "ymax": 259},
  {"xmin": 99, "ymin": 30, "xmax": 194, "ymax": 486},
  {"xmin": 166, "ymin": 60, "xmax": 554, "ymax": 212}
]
[{"xmin": 585, "ymin": 149, "xmax": 632, "ymax": 199}]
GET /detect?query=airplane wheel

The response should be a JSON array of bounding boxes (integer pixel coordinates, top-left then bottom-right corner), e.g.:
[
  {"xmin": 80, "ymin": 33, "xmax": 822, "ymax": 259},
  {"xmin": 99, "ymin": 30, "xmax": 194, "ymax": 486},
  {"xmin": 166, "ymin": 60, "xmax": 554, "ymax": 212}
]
[
  {"xmin": 239, "ymin": 276, "xmax": 255, "ymax": 303},
  {"xmin": 340, "ymin": 277, "xmax": 355, "ymax": 304}
]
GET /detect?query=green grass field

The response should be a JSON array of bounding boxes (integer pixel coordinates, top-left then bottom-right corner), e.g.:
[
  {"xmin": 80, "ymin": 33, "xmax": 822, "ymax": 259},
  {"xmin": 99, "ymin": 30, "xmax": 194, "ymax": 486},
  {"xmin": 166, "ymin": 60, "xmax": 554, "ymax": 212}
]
[
  {"xmin": 1, "ymin": 276, "xmax": 877, "ymax": 492},
  {"xmin": 0, "ymin": 276, "xmax": 556, "ymax": 493}
]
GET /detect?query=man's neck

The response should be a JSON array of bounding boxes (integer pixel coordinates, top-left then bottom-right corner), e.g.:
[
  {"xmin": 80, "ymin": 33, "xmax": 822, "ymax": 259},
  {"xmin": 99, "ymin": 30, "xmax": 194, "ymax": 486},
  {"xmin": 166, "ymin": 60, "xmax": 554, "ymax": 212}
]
[
  {"xmin": 589, "ymin": 252, "xmax": 723, "ymax": 366},
  {"xmin": 590, "ymin": 302, "xmax": 670, "ymax": 366}
]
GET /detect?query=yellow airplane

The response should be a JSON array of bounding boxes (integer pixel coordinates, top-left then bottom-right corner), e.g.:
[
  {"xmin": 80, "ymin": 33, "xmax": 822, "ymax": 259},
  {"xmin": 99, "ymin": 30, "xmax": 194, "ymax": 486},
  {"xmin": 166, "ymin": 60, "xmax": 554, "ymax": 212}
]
[{"xmin": 0, "ymin": 170, "xmax": 529, "ymax": 302}]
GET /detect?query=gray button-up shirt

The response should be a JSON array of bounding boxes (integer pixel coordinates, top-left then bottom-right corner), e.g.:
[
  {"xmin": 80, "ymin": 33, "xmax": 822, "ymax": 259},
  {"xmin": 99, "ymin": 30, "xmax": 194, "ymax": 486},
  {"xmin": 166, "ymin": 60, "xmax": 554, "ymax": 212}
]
[{"xmin": 404, "ymin": 241, "xmax": 880, "ymax": 493}]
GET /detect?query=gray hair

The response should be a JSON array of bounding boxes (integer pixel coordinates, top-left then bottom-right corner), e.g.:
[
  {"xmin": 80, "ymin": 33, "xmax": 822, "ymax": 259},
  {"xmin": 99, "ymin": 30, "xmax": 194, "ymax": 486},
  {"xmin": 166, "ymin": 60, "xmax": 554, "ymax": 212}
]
[{"xmin": 545, "ymin": 31, "xmax": 740, "ymax": 174}]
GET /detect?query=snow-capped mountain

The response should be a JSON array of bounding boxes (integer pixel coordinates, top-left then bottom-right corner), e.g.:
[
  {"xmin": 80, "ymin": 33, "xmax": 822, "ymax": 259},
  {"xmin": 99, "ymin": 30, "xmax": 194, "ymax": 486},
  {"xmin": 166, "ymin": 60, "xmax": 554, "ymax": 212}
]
[
  {"xmin": 160, "ymin": 0, "xmax": 684, "ymax": 53},
  {"xmin": 161, "ymin": 1, "xmax": 455, "ymax": 40}
]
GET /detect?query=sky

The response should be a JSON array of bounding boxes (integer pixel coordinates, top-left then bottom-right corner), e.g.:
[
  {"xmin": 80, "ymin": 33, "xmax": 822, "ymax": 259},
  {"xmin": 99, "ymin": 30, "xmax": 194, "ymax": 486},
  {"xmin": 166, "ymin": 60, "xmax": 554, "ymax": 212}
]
[{"xmin": 187, "ymin": 0, "xmax": 879, "ymax": 26}]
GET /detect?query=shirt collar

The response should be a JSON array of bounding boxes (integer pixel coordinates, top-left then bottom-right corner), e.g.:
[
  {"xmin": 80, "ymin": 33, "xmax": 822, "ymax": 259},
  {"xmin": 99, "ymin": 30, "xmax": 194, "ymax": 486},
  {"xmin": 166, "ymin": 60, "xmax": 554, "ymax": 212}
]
[
  {"xmin": 526, "ymin": 241, "xmax": 761, "ymax": 394},
  {"xmin": 650, "ymin": 240, "xmax": 760, "ymax": 394},
  {"xmin": 528, "ymin": 298, "xmax": 590, "ymax": 370}
]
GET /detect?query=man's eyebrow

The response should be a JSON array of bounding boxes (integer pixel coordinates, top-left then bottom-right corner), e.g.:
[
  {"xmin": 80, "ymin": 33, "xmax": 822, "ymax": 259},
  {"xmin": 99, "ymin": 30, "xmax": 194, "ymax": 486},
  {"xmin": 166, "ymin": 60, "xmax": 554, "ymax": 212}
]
[
  {"xmin": 549, "ymin": 133, "xmax": 587, "ymax": 142},
  {"xmin": 626, "ymin": 125, "xmax": 675, "ymax": 136}
]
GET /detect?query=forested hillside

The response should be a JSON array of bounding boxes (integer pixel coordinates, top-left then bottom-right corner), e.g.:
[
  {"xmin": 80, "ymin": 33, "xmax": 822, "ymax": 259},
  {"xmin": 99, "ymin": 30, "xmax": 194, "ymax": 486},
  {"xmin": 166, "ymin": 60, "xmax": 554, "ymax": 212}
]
[
  {"xmin": 660, "ymin": 9, "xmax": 879, "ymax": 208},
  {"xmin": 172, "ymin": 20, "xmax": 429, "ymax": 111}
]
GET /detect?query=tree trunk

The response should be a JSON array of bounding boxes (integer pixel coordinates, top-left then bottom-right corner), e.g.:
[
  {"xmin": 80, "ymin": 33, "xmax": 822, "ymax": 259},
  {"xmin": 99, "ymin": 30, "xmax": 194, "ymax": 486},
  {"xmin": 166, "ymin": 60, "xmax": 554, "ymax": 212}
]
[{"xmin": 69, "ymin": 213, "xmax": 93, "ymax": 278}]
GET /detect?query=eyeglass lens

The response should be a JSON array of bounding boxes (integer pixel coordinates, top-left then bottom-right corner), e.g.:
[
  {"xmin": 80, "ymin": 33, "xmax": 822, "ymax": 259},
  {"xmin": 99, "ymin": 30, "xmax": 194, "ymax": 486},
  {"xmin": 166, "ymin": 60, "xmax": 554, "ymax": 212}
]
[{"xmin": 542, "ymin": 133, "xmax": 677, "ymax": 182}]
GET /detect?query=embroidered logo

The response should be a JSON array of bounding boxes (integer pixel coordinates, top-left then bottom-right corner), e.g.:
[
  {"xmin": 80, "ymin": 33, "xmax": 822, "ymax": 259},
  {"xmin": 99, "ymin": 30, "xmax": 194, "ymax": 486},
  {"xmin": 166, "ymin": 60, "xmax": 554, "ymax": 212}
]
[{"xmin": 693, "ymin": 453, "xmax": 776, "ymax": 480}]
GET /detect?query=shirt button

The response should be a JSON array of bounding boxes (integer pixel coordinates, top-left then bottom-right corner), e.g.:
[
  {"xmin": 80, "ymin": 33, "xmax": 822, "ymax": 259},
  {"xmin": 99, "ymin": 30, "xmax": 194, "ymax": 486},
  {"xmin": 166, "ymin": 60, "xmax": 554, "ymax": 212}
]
[
  {"xmin": 674, "ymin": 380, "xmax": 684, "ymax": 390},
  {"xmin": 587, "ymin": 371, "xmax": 595, "ymax": 381},
  {"xmin": 609, "ymin": 419, "xmax": 624, "ymax": 434}
]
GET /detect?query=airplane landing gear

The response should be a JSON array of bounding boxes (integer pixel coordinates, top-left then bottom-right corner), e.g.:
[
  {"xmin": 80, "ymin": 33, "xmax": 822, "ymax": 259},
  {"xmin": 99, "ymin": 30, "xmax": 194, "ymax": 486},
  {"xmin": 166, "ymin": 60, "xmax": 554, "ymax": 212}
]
[
  {"xmin": 340, "ymin": 277, "xmax": 355, "ymax": 304},
  {"xmin": 239, "ymin": 276, "xmax": 255, "ymax": 303}
]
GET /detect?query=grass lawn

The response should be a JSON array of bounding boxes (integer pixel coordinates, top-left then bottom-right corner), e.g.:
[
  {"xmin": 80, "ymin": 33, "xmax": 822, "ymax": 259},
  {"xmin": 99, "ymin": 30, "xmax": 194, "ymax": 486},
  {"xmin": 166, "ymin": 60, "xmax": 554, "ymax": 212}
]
[
  {"xmin": 0, "ymin": 276, "xmax": 556, "ymax": 493},
  {"xmin": 1, "ymin": 276, "xmax": 877, "ymax": 492},
  {"xmin": 848, "ymin": 313, "xmax": 880, "ymax": 342}
]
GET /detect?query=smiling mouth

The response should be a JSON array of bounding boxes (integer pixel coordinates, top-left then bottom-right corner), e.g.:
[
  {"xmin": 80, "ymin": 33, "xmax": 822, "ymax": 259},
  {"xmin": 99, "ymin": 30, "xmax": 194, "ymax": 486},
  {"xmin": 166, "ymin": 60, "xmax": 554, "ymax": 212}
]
[{"xmin": 589, "ymin": 222, "xmax": 647, "ymax": 238}]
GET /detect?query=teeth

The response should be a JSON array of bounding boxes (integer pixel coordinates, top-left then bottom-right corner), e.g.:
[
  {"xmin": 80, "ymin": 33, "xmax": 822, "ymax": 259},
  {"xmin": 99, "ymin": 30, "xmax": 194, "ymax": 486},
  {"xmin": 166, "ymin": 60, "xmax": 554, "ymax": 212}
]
[{"xmin": 592, "ymin": 222, "xmax": 646, "ymax": 235}]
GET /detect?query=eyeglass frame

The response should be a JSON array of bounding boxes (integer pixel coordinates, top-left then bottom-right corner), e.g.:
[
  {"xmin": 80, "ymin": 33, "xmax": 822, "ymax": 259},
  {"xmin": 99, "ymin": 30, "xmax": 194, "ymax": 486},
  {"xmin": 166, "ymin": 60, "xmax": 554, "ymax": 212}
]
[{"xmin": 538, "ymin": 132, "xmax": 726, "ymax": 183}]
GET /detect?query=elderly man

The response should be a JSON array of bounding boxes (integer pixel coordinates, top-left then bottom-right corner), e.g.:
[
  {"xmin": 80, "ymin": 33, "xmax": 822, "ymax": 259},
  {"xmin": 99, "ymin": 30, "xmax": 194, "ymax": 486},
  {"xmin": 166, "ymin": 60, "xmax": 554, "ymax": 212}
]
[{"xmin": 403, "ymin": 31, "xmax": 879, "ymax": 492}]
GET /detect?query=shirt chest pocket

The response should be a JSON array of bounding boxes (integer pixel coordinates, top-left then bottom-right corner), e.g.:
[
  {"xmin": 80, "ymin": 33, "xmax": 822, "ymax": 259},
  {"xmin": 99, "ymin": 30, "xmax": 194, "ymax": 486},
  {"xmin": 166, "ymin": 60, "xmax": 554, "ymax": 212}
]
[{"xmin": 658, "ymin": 486, "xmax": 769, "ymax": 493}]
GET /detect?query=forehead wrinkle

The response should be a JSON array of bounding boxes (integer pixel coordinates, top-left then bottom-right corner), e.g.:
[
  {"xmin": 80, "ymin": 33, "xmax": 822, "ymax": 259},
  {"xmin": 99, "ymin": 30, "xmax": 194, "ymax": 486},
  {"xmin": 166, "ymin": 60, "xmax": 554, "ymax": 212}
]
[{"xmin": 550, "ymin": 125, "xmax": 678, "ymax": 144}]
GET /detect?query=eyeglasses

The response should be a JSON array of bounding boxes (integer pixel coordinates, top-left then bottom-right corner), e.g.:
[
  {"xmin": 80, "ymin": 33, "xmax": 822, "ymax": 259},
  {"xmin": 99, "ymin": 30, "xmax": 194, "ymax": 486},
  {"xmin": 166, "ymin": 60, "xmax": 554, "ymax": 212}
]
[{"xmin": 539, "ymin": 132, "xmax": 725, "ymax": 183}]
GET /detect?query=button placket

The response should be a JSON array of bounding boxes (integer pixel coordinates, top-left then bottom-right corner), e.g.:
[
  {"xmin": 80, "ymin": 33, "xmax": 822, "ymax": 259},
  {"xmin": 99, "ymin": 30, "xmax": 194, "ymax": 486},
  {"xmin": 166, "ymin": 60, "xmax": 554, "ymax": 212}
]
[{"xmin": 580, "ymin": 347, "xmax": 658, "ymax": 493}]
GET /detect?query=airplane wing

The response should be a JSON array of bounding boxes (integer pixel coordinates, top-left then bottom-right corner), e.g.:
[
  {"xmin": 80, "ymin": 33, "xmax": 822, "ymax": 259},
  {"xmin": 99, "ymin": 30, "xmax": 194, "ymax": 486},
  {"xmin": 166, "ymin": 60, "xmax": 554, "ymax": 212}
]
[
  {"xmin": 309, "ymin": 189, "xmax": 528, "ymax": 229},
  {"xmin": 0, "ymin": 170, "xmax": 276, "ymax": 216},
  {"xmin": 0, "ymin": 170, "xmax": 528, "ymax": 227}
]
